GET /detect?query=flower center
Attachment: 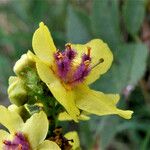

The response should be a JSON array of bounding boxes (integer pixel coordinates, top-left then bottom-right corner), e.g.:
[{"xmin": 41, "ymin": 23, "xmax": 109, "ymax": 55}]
[
  {"xmin": 53, "ymin": 44, "xmax": 92, "ymax": 87},
  {"xmin": 3, "ymin": 132, "xmax": 30, "ymax": 150}
]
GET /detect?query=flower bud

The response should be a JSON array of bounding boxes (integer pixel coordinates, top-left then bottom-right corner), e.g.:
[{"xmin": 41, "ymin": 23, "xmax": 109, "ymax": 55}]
[
  {"xmin": 13, "ymin": 51, "xmax": 35, "ymax": 76},
  {"xmin": 8, "ymin": 104, "xmax": 30, "ymax": 121},
  {"xmin": 8, "ymin": 76, "xmax": 28, "ymax": 106}
]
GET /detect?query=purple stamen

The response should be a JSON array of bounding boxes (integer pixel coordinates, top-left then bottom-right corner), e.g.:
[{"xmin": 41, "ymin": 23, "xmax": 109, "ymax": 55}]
[
  {"xmin": 73, "ymin": 63, "xmax": 91, "ymax": 83},
  {"xmin": 3, "ymin": 132, "xmax": 30, "ymax": 150},
  {"xmin": 54, "ymin": 48, "xmax": 76, "ymax": 80},
  {"xmin": 53, "ymin": 45, "xmax": 92, "ymax": 86},
  {"xmin": 82, "ymin": 54, "xmax": 91, "ymax": 62},
  {"xmin": 82, "ymin": 47, "xmax": 91, "ymax": 62},
  {"xmin": 54, "ymin": 51, "xmax": 63, "ymax": 61},
  {"xmin": 57, "ymin": 57, "xmax": 71, "ymax": 79},
  {"xmin": 65, "ymin": 49, "xmax": 77, "ymax": 60}
]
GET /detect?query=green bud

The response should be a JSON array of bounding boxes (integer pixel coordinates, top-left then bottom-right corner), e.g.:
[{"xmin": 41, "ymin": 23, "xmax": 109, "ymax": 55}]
[
  {"xmin": 8, "ymin": 76, "xmax": 28, "ymax": 106},
  {"xmin": 13, "ymin": 51, "xmax": 35, "ymax": 76}
]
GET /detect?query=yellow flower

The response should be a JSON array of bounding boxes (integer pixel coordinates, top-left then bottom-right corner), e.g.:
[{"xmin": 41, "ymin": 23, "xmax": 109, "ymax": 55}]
[
  {"xmin": 0, "ymin": 106, "xmax": 60, "ymax": 150},
  {"xmin": 30, "ymin": 22, "xmax": 133, "ymax": 122}
]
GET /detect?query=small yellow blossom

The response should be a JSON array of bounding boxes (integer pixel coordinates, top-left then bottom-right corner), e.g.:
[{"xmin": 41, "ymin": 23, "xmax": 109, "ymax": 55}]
[
  {"xmin": 0, "ymin": 106, "xmax": 60, "ymax": 150},
  {"xmin": 29, "ymin": 22, "xmax": 133, "ymax": 122}
]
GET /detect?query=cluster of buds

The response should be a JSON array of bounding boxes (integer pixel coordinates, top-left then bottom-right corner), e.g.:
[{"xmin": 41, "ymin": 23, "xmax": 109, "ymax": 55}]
[{"xmin": 5, "ymin": 50, "xmax": 79, "ymax": 150}]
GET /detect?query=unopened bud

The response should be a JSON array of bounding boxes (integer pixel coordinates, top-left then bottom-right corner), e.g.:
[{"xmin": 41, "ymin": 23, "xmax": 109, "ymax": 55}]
[
  {"xmin": 8, "ymin": 76, "xmax": 28, "ymax": 106},
  {"xmin": 13, "ymin": 51, "xmax": 35, "ymax": 76}
]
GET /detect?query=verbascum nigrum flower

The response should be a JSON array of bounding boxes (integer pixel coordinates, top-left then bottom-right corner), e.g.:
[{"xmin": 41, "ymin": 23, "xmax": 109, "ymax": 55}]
[{"xmin": 27, "ymin": 22, "xmax": 133, "ymax": 122}]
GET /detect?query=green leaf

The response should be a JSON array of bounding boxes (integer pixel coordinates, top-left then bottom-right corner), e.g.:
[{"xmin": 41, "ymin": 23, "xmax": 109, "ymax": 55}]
[
  {"xmin": 94, "ymin": 116, "xmax": 120, "ymax": 150},
  {"xmin": 141, "ymin": 130, "xmax": 150, "ymax": 150},
  {"xmin": 91, "ymin": 116, "xmax": 150, "ymax": 150},
  {"xmin": 29, "ymin": 0, "xmax": 50, "ymax": 24},
  {"xmin": 91, "ymin": 0, "xmax": 123, "ymax": 50},
  {"xmin": 123, "ymin": 0, "xmax": 145, "ymax": 35},
  {"xmin": 127, "ymin": 44, "xmax": 148, "ymax": 85},
  {"xmin": 66, "ymin": 5, "xmax": 91, "ymax": 43},
  {"xmin": 79, "ymin": 121, "xmax": 93, "ymax": 150},
  {"xmin": 91, "ymin": 43, "xmax": 148, "ymax": 93},
  {"xmin": 10, "ymin": 0, "xmax": 28, "ymax": 23},
  {"xmin": 0, "ymin": 0, "xmax": 28, "ymax": 23}
]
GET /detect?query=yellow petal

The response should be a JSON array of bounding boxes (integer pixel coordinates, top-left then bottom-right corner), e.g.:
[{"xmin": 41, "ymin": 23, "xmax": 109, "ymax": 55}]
[
  {"xmin": 74, "ymin": 86, "xmax": 133, "ymax": 119},
  {"xmin": 22, "ymin": 111, "xmax": 48, "ymax": 149},
  {"xmin": 8, "ymin": 104, "xmax": 30, "ymax": 121},
  {"xmin": 71, "ymin": 39, "xmax": 113, "ymax": 84},
  {"xmin": 58, "ymin": 112, "xmax": 72, "ymax": 121},
  {"xmin": 32, "ymin": 22, "xmax": 56, "ymax": 64},
  {"xmin": 0, "ymin": 105, "xmax": 24, "ymax": 133},
  {"xmin": 79, "ymin": 111, "xmax": 91, "ymax": 120},
  {"xmin": 27, "ymin": 50, "xmax": 37, "ymax": 61},
  {"xmin": 8, "ymin": 104, "xmax": 20, "ymax": 111},
  {"xmin": 65, "ymin": 131, "xmax": 81, "ymax": 150},
  {"xmin": 0, "ymin": 130, "xmax": 10, "ymax": 149},
  {"xmin": 37, "ymin": 140, "xmax": 61, "ymax": 150},
  {"xmin": 58, "ymin": 111, "xmax": 90, "ymax": 121},
  {"xmin": 36, "ymin": 60, "xmax": 80, "ymax": 122}
]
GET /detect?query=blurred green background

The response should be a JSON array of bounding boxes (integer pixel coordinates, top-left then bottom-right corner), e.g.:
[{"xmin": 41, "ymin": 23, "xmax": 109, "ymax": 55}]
[{"xmin": 0, "ymin": 0, "xmax": 150, "ymax": 149}]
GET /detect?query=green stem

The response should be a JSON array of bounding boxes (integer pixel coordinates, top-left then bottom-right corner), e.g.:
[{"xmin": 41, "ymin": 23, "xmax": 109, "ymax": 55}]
[{"xmin": 39, "ymin": 96, "xmax": 63, "ymax": 137}]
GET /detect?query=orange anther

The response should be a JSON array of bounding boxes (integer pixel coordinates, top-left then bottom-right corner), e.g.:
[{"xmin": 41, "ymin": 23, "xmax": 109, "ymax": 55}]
[
  {"xmin": 18, "ymin": 144, "xmax": 23, "ymax": 150},
  {"xmin": 3, "ymin": 140, "xmax": 7, "ymax": 144},
  {"xmin": 65, "ymin": 43, "xmax": 72, "ymax": 50},
  {"xmin": 56, "ymin": 52, "xmax": 63, "ymax": 59},
  {"xmin": 87, "ymin": 47, "xmax": 91, "ymax": 57},
  {"xmin": 84, "ymin": 60, "xmax": 90, "ymax": 66}
]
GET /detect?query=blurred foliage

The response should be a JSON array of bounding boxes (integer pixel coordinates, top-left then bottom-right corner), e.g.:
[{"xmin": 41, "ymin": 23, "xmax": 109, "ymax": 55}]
[{"xmin": 0, "ymin": 0, "xmax": 150, "ymax": 149}]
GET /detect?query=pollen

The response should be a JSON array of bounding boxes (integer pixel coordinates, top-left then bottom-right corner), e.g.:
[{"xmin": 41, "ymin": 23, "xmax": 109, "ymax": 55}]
[
  {"xmin": 65, "ymin": 43, "xmax": 72, "ymax": 50},
  {"xmin": 57, "ymin": 52, "xmax": 64, "ymax": 59},
  {"xmin": 84, "ymin": 60, "xmax": 90, "ymax": 67},
  {"xmin": 18, "ymin": 144, "xmax": 23, "ymax": 150}
]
